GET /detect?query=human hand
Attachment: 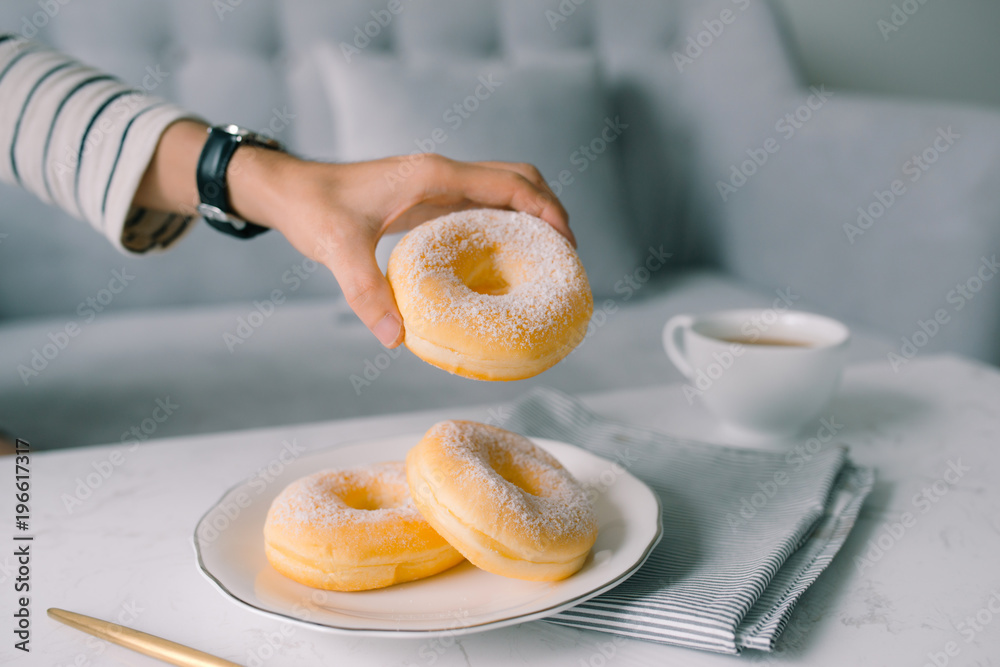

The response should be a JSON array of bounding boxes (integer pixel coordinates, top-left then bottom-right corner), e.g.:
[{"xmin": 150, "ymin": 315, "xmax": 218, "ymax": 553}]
[{"xmin": 229, "ymin": 150, "xmax": 573, "ymax": 348}]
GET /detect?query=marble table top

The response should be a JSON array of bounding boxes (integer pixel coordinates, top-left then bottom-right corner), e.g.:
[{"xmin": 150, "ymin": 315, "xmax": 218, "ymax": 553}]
[{"xmin": 4, "ymin": 353, "xmax": 999, "ymax": 666}]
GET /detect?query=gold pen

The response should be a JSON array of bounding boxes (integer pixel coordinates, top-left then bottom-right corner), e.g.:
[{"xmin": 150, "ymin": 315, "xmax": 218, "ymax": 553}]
[{"xmin": 48, "ymin": 608, "xmax": 242, "ymax": 667}]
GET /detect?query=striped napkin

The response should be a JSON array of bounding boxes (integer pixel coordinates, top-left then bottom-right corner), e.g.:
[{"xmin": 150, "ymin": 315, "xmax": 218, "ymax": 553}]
[{"xmin": 504, "ymin": 388, "xmax": 874, "ymax": 654}]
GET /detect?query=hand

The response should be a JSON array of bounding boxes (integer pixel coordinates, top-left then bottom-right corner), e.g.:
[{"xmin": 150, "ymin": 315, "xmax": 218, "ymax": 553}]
[
  {"xmin": 228, "ymin": 150, "xmax": 573, "ymax": 348},
  {"xmin": 133, "ymin": 120, "xmax": 572, "ymax": 348}
]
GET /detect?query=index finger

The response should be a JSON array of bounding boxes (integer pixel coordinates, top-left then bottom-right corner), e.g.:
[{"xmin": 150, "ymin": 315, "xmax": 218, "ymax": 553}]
[
  {"xmin": 445, "ymin": 163, "xmax": 575, "ymax": 246},
  {"xmin": 389, "ymin": 159, "xmax": 575, "ymax": 247},
  {"xmin": 473, "ymin": 160, "xmax": 570, "ymax": 222}
]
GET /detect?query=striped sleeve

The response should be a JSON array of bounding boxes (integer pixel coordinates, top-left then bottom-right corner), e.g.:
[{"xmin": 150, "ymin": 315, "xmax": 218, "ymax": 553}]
[{"xmin": 0, "ymin": 34, "xmax": 201, "ymax": 254}]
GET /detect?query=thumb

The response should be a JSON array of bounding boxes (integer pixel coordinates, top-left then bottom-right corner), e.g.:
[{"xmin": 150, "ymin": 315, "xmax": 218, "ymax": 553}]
[{"xmin": 325, "ymin": 241, "xmax": 404, "ymax": 348}]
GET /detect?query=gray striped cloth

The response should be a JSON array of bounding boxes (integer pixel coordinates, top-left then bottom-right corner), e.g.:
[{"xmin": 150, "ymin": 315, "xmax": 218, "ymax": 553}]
[{"xmin": 505, "ymin": 388, "xmax": 874, "ymax": 654}]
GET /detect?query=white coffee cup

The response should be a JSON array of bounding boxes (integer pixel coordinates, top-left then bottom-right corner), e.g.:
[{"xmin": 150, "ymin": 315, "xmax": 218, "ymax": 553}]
[{"xmin": 662, "ymin": 309, "xmax": 850, "ymax": 438}]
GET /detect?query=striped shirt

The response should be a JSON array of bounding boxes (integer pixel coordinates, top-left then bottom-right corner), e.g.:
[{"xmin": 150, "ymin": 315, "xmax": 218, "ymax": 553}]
[{"xmin": 0, "ymin": 34, "xmax": 199, "ymax": 253}]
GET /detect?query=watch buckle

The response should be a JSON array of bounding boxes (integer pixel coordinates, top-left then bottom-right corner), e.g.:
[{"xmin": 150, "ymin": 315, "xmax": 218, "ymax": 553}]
[{"xmin": 197, "ymin": 203, "xmax": 248, "ymax": 230}]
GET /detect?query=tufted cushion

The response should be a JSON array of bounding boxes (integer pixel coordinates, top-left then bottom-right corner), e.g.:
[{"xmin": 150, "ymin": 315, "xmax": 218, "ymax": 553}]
[
  {"xmin": 315, "ymin": 47, "xmax": 642, "ymax": 296},
  {"xmin": 282, "ymin": 50, "xmax": 337, "ymax": 159},
  {"xmin": 278, "ymin": 0, "xmax": 412, "ymax": 158},
  {"xmin": 173, "ymin": 49, "xmax": 285, "ymax": 136},
  {"xmin": 277, "ymin": 0, "xmax": 398, "ymax": 54},
  {"xmin": 395, "ymin": 0, "xmax": 501, "ymax": 58},
  {"xmin": 594, "ymin": 0, "xmax": 680, "ymax": 56},
  {"xmin": 498, "ymin": 0, "xmax": 596, "ymax": 53},
  {"xmin": 46, "ymin": 0, "xmax": 172, "ymax": 54},
  {"xmin": 26, "ymin": 0, "xmax": 177, "ymax": 99},
  {"xmin": 593, "ymin": 0, "xmax": 800, "ymax": 261},
  {"xmin": 168, "ymin": 0, "xmax": 279, "ymax": 54}
]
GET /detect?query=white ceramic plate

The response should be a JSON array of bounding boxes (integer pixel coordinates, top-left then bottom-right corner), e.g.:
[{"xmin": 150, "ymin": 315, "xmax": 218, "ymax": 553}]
[{"xmin": 193, "ymin": 434, "xmax": 661, "ymax": 637}]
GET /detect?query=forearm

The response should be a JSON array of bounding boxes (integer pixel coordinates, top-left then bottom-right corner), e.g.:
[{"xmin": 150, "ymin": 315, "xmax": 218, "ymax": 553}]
[{"xmin": 0, "ymin": 35, "xmax": 199, "ymax": 253}]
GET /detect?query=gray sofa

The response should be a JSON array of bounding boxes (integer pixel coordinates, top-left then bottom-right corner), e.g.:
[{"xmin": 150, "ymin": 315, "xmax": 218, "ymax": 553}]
[{"xmin": 1, "ymin": 0, "xmax": 998, "ymax": 449}]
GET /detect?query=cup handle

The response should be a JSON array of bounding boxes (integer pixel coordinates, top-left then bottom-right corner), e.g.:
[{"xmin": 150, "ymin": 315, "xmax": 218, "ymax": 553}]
[{"xmin": 662, "ymin": 314, "xmax": 696, "ymax": 379}]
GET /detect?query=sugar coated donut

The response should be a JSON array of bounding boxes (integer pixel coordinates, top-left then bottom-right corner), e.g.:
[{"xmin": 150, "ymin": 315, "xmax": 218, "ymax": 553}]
[
  {"xmin": 387, "ymin": 209, "xmax": 593, "ymax": 381},
  {"xmin": 264, "ymin": 462, "xmax": 464, "ymax": 591},
  {"xmin": 406, "ymin": 420, "xmax": 598, "ymax": 581}
]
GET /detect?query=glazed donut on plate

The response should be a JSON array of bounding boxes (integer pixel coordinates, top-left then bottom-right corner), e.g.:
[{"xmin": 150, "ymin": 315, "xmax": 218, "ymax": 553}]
[
  {"xmin": 386, "ymin": 209, "xmax": 593, "ymax": 381},
  {"xmin": 264, "ymin": 462, "xmax": 464, "ymax": 591},
  {"xmin": 406, "ymin": 420, "xmax": 598, "ymax": 581}
]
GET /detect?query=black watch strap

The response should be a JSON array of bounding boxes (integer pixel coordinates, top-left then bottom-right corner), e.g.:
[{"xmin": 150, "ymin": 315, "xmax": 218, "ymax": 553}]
[{"xmin": 196, "ymin": 126, "xmax": 272, "ymax": 239}]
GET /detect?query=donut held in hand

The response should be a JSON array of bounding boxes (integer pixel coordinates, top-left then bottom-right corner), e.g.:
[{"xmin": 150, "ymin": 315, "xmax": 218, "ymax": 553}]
[{"xmin": 387, "ymin": 209, "xmax": 593, "ymax": 381}]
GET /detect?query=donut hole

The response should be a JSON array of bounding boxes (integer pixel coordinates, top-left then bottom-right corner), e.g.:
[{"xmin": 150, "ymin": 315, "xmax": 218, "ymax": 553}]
[
  {"xmin": 459, "ymin": 247, "xmax": 513, "ymax": 296},
  {"xmin": 488, "ymin": 450, "xmax": 548, "ymax": 498},
  {"xmin": 341, "ymin": 484, "xmax": 408, "ymax": 511}
]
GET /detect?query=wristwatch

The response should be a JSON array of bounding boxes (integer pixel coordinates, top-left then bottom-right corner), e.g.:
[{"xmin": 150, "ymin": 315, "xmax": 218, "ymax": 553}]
[{"xmin": 196, "ymin": 124, "xmax": 284, "ymax": 239}]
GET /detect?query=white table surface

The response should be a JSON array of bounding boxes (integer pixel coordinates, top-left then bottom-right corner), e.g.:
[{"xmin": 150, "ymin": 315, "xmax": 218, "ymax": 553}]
[{"xmin": 3, "ymin": 353, "xmax": 999, "ymax": 666}]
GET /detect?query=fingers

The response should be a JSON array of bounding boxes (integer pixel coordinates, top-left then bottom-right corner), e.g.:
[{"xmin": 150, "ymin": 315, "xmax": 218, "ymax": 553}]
[
  {"xmin": 403, "ymin": 157, "xmax": 574, "ymax": 246},
  {"xmin": 472, "ymin": 161, "xmax": 574, "ymax": 245},
  {"xmin": 322, "ymin": 234, "xmax": 404, "ymax": 348},
  {"xmin": 474, "ymin": 161, "xmax": 550, "ymax": 194},
  {"xmin": 386, "ymin": 200, "xmax": 478, "ymax": 232}
]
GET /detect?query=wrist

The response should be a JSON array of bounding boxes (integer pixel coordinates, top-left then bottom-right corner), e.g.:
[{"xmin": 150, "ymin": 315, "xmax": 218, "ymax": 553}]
[
  {"xmin": 225, "ymin": 143, "xmax": 298, "ymax": 231},
  {"xmin": 134, "ymin": 119, "xmax": 209, "ymax": 214}
]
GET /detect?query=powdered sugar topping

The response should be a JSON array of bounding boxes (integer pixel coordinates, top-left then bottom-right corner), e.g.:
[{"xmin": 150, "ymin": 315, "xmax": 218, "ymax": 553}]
[
  {"xmin": 389, "ymin": 209, "xmax": 591, "ymax": 348},
  {"xmin": 267, "ymin": 461, "xmax": 419, "ymax": 533},
  {"xmin": 430, "ymin": 420, "xmax": 598, "ymax": 550}
]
